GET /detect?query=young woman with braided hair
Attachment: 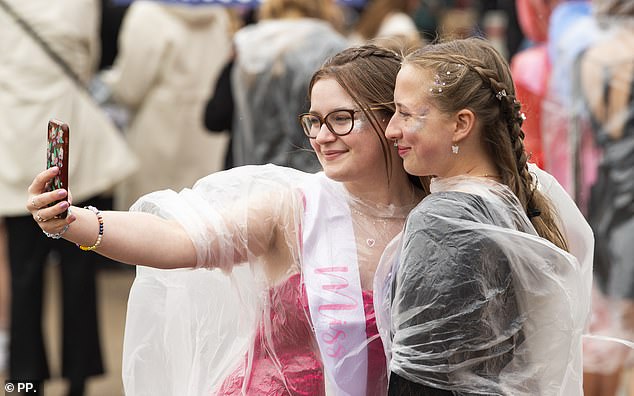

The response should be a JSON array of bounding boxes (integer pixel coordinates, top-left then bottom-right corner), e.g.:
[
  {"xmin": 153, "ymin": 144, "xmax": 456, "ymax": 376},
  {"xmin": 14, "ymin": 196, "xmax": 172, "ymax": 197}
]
[{"xmin": 376, "ymin": 37, "xmax": 592, "ymax": 395}]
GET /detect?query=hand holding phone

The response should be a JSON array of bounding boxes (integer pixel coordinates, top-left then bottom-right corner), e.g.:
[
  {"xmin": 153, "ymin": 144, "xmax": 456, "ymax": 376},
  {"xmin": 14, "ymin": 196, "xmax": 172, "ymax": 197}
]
[{"xmin": 46, "ymin": 119, "xmax": 70, "ymax": 218}]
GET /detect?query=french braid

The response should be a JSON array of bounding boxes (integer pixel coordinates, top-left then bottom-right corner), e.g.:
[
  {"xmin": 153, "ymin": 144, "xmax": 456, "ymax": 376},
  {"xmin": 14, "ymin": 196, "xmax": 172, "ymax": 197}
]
[{"xmin": 405, "ymin": 38, "xmax": 568, "ymax": 251}]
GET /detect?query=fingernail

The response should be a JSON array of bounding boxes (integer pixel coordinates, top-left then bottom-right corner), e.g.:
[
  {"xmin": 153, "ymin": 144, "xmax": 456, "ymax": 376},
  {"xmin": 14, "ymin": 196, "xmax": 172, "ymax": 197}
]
[
  {"xmin": 60, "ymin": 201, "xmax": 69, "ymax": 209},
  {"xmin": 57, "ymin": 190, "xmax": 66, "ymax": 197}
]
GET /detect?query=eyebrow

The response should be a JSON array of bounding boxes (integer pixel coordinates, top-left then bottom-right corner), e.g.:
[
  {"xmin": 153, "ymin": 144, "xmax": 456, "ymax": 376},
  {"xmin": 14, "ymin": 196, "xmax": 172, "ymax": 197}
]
[
  {"xmin": 394, "ymin": 101, "xmax": 412, "ymax": 112},
  {"xmin": 307, "ymin": 107, "xmax": 357, "ymax": 115},
  {"xmin": 395, "ymin": 100, "xmax": 431, "ymax": 116}
]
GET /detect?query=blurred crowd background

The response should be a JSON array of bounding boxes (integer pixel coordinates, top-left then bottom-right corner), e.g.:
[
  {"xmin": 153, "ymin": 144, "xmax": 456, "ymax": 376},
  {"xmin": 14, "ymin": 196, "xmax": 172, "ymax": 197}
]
[{"xmin": 1, "ymin": 0, "xmax": 633, "ymax": 395}]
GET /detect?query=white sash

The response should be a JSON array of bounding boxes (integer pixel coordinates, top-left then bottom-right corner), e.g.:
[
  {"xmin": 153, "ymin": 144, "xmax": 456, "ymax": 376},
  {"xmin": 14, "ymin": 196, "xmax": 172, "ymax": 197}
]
[{"xmin": 302, "ymin": 174, "xmax": 368, "ymax": 396}]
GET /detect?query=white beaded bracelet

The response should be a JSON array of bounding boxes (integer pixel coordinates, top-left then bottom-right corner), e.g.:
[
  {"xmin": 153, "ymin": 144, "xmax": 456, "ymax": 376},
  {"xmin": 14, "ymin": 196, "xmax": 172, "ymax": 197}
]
[
  {"xmin": 43, "ymin": 224, "xmax": 69, "ymax": 239},
  {"xmin": 42, "ymin": 207, "xmax": 71, "ymax": 239}
]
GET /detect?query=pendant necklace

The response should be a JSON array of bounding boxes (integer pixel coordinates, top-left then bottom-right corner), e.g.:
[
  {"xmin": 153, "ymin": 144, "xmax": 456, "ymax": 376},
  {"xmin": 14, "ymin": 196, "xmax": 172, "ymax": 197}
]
[{"xmin": 350, "ymin": 207, "xmax": 395, "ymax": 248}]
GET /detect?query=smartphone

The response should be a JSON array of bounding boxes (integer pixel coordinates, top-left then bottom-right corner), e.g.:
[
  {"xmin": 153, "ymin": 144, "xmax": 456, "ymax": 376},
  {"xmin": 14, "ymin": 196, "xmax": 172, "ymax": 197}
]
[{"xmin": 46, "ymin": 119, "xmax": 70, "ymax": 218}]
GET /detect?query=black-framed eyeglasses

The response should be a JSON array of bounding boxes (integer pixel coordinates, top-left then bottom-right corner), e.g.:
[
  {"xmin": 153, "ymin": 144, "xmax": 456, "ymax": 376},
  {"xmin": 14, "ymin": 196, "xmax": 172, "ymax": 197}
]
[{"xmin": 298, "ymin": 109, "xmax": 361, "ymax": 139}]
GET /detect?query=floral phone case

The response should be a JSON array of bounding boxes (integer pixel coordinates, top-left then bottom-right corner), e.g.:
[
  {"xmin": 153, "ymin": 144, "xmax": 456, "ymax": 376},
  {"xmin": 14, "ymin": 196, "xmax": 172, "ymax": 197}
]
[{"xmin": 46, "ymin": 119, "xmax": 69, "ymax": 218}]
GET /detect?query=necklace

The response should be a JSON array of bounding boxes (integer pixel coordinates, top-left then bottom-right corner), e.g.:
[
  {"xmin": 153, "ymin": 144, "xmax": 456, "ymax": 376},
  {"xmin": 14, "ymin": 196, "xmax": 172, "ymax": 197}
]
[
  {"xmin": 474, "ymin": 174, "xmax": 501, "ymax": 179},
  {"xmin": 346, "ymin": 184, "xmax": 422, "ymax": 248},
  {"xmin": 350, "ymin": 207, "xmax": 401, "ymax": 248}
]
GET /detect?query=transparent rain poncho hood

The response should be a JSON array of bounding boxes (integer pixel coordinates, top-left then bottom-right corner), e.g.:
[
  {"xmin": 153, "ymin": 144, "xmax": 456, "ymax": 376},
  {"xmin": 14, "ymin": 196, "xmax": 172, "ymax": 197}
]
[{"xmin": 374, "ymin": 176, "xmax": 590, "ymax": 395}]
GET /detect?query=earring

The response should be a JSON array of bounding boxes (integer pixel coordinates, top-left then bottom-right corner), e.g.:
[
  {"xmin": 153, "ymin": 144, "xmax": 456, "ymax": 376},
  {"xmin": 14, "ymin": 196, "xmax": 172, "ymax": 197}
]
[
  {"xmin": 451, "ymin": 144, "xmax": 459, "ymax": 154},
  {"xmin": 393, "ymin": 141, "xmax": 398, "ymax": 148}
]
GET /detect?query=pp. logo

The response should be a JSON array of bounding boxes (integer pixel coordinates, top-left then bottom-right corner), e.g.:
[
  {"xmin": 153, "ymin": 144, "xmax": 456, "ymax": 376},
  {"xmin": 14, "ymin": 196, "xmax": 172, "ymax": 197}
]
[{"xmin": 4, "ymin": 381, "xmax": 39, "ymax": 393}]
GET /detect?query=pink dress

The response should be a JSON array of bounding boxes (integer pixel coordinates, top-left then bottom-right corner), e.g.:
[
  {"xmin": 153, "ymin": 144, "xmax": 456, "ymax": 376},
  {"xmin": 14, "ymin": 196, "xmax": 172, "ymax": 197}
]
[{"xmin": 217, "ymin": 273, "xmax": 387, "ymax": 395}]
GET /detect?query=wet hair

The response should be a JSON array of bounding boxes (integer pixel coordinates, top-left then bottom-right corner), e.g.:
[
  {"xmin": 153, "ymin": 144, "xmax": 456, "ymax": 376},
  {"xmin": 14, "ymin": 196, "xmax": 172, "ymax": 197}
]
[
  {"xmin": 403, "ymin": 37, "xmax": 568, "ymax": 251},
  {"xmin": 308, "ymin": 44, "xmax": 423, "ymax": 189}
]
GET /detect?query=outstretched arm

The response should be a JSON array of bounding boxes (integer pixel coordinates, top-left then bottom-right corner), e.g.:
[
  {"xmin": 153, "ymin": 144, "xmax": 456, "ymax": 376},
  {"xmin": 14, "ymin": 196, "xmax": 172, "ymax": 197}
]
[{"xmin": 28, "ymin": 167, "xmax": 196, "ymax": 269}]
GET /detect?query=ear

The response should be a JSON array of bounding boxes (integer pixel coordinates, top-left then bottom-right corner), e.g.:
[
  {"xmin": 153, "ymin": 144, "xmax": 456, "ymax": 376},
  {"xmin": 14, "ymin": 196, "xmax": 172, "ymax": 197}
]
[{"xmin": 451, "ymin": 108, "xmax": 476, "ymax": 144}]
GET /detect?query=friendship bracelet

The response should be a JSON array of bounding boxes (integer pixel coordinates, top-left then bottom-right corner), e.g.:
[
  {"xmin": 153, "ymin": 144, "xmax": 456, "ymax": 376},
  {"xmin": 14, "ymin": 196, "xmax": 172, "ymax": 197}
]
[{"xmin": 77, "ymin": 205, "xmax": 103, "ymax": 251}]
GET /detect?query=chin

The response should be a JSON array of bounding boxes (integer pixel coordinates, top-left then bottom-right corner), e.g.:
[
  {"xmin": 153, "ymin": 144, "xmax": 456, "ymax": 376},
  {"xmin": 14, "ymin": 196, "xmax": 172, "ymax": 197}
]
[
  {"xmin": 321, "ymin": 164, "xmax": 350, "ymax": 182},
  {"xmin": 322, "ymin": 168, "xmax": 345, "ymax": 182},
  {"xmin": 403, "ymin": 164, "xmax": 419, "ymax": 176},
  {"xmin": 403, "ymin": 160, "xmax": 427, "ymax": 177}
]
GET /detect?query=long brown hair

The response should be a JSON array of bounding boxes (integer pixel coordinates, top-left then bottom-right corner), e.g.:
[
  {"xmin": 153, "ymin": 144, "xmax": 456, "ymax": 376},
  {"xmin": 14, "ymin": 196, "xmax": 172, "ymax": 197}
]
[
  {"xmin": 403, "ymin": 37, "xmax": 568, "ymax": 250},
  {"xmin": 308, "ymin": 45, "xmax": 423, "ymax": 189}
]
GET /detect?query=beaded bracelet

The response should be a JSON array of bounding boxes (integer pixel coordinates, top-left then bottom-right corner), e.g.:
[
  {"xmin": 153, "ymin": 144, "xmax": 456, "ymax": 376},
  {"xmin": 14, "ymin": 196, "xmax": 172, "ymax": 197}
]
[
  {"xmin": 42, "ymin": 207, "xmax": 72, "ymax": 239},
  {"xmin": 77, "ymin": 205, "xmax": 103, "ymax": 251},
  {"xmin": 43, "ymin": 224, "xmax": 70, "ymax": 239}
]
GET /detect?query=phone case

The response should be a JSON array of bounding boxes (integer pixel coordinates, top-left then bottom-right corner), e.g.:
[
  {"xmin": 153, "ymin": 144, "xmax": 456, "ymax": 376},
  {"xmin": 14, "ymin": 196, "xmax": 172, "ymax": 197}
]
[{"xmin": 46, "ymin": 119, "xmax": 69, "ymax": 218}]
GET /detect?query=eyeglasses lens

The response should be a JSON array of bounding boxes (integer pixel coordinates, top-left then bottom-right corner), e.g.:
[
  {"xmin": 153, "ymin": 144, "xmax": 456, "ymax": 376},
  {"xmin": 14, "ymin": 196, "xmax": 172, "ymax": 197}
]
[{"xmin": 300, "ymin": 110, "xmax": 354, "ymax": 138}]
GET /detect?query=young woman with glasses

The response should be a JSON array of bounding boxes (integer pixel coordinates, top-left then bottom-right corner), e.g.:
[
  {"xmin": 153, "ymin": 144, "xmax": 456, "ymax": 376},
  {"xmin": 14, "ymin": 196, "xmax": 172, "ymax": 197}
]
[{"xmin": 26, "ymin": 45, "xmax": 425, "ymax": 396}]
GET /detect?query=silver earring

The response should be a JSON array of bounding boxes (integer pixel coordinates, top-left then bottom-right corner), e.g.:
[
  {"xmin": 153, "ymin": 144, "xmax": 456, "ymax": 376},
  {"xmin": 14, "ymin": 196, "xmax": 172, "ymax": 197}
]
[
  {"xmin": 393, "ymin": 141, "xmax": 398, "ymax": 148},
  {"xmin": 451, "ymin": 144, "xmax": 459, "ymax": 154}
]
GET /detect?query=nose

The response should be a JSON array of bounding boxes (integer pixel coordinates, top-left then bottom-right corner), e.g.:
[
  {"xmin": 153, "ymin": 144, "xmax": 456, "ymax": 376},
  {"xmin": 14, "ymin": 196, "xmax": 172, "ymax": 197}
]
[
  {"xmin": 384, "ymin": 114, "xmax": 401, "ymax": 142},
  {"xmin": 314, "ymin": 122, "xmax": 336, "ymax": 144}
]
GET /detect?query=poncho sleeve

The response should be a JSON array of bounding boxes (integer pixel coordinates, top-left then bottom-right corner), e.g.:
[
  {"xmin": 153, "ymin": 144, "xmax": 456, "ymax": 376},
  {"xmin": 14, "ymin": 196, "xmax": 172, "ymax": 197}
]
[{"xmin": 121, "ymin": 164, "xmax": 309, "ymax": 396}]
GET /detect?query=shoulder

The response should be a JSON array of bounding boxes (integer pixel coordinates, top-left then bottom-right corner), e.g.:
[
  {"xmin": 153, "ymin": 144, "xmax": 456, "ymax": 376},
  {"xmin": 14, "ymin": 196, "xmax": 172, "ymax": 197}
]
[
  {"xmin": 410, "ymin": 191, "xmax": 484, "ymax": 222},
  {"xmin": 300, "ymin": 172, "xmax": 344, "ymax": 203}
]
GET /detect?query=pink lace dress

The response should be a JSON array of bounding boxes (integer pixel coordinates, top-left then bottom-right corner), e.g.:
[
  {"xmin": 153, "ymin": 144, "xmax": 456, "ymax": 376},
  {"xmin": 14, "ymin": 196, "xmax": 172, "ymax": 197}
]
[{"xmin": 217, "ymin": 273, "xmax": 387, "ymax": 395}]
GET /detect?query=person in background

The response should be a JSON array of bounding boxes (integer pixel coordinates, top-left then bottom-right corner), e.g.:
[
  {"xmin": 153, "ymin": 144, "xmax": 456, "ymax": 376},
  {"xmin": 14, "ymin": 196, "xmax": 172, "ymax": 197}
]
[
  {"xmin": 0, "ymin": 0, "xmax": 138, "ymax": 394},
  {"xmin": 377, "ymin": 37, "xmax": 591, "ymax": 395},
  {"xmin": 100, "ymin": 0, "xmax": 232, "ymax": 210},
  {"xmin": 228, "ymin": 0, "xmax": 349, "ymax": 172},
  {"xmin": 203, "ymin": 6, "xmax": 255, "ymax": 170},
  {"xmin": 540, "ymin": 0, "xmax": 597, "ymax": 203},
  {"xmin": 350, "ymin": 0, "xmax": 423, "ymax": 50},
  {"xmin": 573, "ymin": 1, "xmax": 634, "ymax": 394},
  {"xmin": 476, "ymin": 0, "xmax": 524, "ymax": 60},
  {"xmin": 510, "ymin": 0, "xmax": 563, "ymax": 168}
]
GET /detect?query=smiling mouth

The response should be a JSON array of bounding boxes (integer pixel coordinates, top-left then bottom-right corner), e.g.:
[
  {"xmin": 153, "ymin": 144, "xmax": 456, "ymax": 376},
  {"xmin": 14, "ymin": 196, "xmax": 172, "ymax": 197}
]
[
  {"xmin": 321, "ymin": 149, "xmax": 346, "ymax": 159},
  {"xmin": 396, "ymin": 146, "xmax": 411, "ymax": 156}
]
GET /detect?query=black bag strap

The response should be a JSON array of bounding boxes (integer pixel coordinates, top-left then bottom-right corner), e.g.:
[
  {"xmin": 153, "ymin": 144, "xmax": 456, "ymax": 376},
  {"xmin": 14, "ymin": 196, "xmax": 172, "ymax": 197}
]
[{"xmin": 0, "ymin": 0, "xmax": 90, "ymax": 93}]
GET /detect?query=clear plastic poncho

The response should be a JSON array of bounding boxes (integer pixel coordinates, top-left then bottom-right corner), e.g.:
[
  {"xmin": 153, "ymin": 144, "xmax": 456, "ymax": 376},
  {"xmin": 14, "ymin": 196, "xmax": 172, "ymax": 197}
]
[
  {"xmin": 374, "ymin": 176, "xmax": 590, "ymax": 395},
  {"xmin": 122, "ymin": 164, "xmax": 415, "ymax": 396}
]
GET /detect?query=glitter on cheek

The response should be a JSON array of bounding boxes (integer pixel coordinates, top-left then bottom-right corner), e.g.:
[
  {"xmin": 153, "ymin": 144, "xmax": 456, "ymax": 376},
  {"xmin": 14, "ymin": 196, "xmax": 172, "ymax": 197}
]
[
  {"xmin": 402, "ymin": 117, "xmax": 424, "ymax": 134},
  {"xmin": 350, "ymin": 119, "xmax": 365, "ymax": 133}
]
